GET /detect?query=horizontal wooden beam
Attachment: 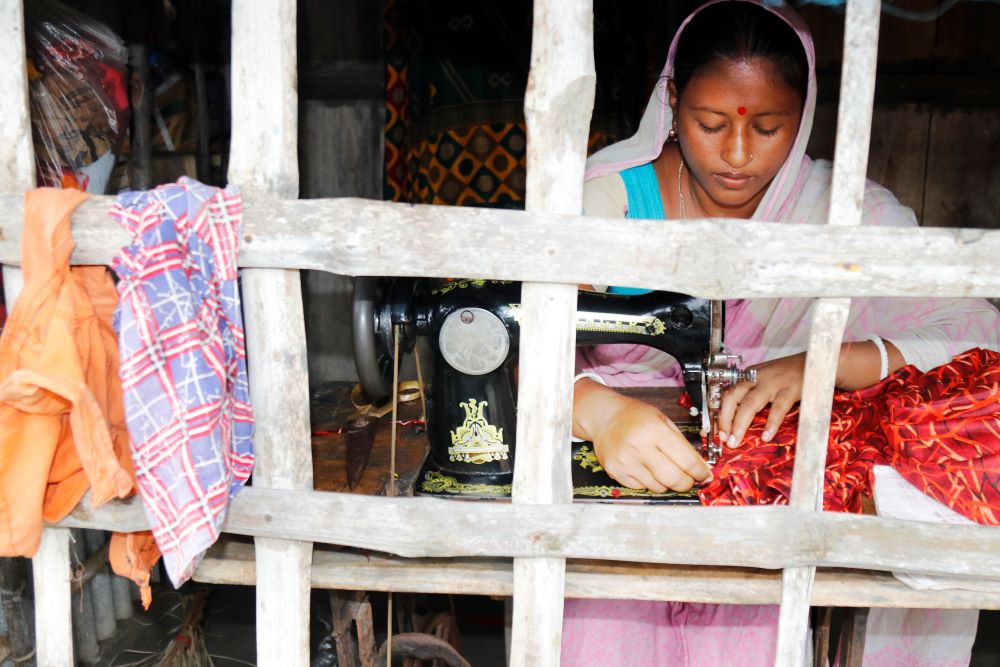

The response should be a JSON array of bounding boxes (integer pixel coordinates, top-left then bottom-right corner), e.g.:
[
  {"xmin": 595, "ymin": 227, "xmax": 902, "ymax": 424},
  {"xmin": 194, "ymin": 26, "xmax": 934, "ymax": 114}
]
[
  {"xmin": 1, "ymin": 194, "xmax": 997, "ymax": 298},
  {"xmin": 193, "ymin": 539, "xmax": 1000, "ymax": 610},
  {"xmin": 58, "ymin": 487, "xmax": 1000, "ymax": 579}
]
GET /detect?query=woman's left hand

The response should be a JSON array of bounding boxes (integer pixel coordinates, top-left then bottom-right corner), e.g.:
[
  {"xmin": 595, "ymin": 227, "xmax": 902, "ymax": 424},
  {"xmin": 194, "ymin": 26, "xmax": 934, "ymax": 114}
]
[{"xmin": 716, "ymin": 352, "xmax": 806, "ymax": 449}]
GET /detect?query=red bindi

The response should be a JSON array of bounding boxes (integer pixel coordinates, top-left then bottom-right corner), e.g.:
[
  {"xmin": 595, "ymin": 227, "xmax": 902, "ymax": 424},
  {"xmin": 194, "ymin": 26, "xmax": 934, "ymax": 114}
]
[{"xmin": 737, "ymin": 106, "xmax": 747, "ymax": 115}]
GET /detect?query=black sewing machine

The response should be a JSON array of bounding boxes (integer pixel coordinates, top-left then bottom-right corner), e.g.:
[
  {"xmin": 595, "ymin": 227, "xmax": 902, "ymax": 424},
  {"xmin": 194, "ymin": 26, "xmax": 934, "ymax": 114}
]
[{"xmin": 352, "ymin": 278, "xmax": 754, "ymax": 502}]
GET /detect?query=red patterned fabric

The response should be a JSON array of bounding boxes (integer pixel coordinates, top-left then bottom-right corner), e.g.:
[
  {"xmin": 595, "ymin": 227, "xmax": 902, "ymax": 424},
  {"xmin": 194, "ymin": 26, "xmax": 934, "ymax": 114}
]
[{"xmin": 698, "ymin": 348, "xmax": 1000, "ymax": 525}]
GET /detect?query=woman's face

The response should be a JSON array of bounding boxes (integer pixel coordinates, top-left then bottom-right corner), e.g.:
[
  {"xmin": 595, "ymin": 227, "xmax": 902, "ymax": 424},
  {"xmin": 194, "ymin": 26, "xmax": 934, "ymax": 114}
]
[{"xmin": 669, "ymin": 57, "xmax": 804, "ymax": 219}]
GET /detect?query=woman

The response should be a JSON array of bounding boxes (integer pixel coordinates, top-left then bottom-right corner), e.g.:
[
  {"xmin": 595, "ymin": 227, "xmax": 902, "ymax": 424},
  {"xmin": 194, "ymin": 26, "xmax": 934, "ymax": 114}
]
[{"xmin": 565, "ymin": 1, "xmax": 999, "ymax": 664}]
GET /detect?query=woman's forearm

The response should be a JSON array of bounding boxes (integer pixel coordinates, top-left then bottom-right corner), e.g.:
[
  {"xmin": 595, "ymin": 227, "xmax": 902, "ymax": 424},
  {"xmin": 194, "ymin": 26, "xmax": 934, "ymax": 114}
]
[{"xmin": 835, "ymin": 339, "xmax": 905, "ymax": 390}]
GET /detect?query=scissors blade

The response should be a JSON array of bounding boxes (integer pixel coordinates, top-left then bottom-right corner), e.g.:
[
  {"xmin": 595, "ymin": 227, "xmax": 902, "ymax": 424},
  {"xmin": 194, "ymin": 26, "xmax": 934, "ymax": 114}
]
[{"xmin": 345, "ymin": 416, "xmax": 377, "ymax": 490}]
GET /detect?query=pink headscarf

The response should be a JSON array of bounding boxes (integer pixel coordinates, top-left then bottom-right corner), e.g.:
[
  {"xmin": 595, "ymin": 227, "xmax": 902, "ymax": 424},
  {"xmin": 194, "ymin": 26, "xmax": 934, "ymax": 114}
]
[
  {"xmin": 585, "ymin": 0, "xmax": 816, "ymax": 223},
  {"xmin": 578, "ymin": 0, "xmax": 999, "ymax": 387}
]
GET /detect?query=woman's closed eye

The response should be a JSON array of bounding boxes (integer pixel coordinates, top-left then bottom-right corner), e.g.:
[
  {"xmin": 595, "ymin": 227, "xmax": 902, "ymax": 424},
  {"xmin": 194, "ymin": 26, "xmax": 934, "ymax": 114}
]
[
  {"xmin": 697, "ymin": 122, "xmax": 725, "ymax": 134},
  {"xmin": 754, "ymin": 125, "xmax": 781, "ymax": 137}
]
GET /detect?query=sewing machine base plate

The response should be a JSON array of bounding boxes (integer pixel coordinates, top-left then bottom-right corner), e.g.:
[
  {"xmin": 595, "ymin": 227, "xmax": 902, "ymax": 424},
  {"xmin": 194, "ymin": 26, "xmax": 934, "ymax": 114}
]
[{"xmin": 412, "ymin": 438, "xmax": 703, "ymax": 504}]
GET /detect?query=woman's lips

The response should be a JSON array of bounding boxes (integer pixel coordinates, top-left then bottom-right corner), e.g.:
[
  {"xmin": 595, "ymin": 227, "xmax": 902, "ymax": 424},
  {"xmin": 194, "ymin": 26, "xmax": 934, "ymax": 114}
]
[{"xmin": 713, "ymin": 172, "xmax": 753, "ymax": 189}]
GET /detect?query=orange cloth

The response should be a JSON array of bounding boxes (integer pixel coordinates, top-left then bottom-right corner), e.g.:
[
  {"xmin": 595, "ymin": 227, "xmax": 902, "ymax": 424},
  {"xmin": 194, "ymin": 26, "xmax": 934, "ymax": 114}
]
[
  {"xmin": 108, "ymin": 531, "xmax": 160, "ymax": 610},
  {"xmin": 0, "ymin": 189, "xmax": 159, "ymax": 606}
]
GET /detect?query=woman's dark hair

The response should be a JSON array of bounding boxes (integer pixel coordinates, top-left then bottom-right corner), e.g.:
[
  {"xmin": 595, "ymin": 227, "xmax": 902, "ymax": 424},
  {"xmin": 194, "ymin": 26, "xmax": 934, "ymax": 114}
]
[{"xmin": 672, "ymin": 2, "xmax": 808, "ymax": 103}]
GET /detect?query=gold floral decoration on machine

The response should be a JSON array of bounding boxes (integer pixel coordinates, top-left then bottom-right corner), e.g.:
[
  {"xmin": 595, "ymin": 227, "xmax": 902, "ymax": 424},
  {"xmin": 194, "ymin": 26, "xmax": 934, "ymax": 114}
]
[
  {"xmin": 448, "ymin": 398, "xmax": 510, "ymax": 464},
  {"xmin": 420, "ymin": 471, "xmax": 512, "ymax": 496}
]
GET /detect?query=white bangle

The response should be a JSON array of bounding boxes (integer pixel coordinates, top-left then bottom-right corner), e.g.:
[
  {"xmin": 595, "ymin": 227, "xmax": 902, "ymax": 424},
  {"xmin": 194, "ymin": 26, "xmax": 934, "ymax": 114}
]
[
  {"xmin": 867, "ymin": 334, "xmax": 889, "ymax": 380},
  {"xmin": 571, "ymin": 372, "xmax": 607, "ymax": 442}
]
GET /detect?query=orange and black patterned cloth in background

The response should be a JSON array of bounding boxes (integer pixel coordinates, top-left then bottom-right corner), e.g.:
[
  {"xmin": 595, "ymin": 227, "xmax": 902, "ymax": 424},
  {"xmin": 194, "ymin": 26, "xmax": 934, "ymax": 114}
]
[
  {"xmin": 699, "ymin": 348, "xmax": 1000, "ymax": 526},
  {"xmin": 384, "ymin": 0, "xmax": 667, "ymax": 207}
]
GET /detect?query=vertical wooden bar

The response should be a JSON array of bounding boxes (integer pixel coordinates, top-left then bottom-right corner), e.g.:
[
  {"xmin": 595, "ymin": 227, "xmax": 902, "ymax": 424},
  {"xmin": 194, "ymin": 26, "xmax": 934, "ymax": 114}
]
[
  {"xmin": 229, "ymin": 2, "xmax": 313, "ymax": 666},
  {"xmin": 33, "ymin": 529, "xmax": 73, "ymax": 665},
  {"xmin": 0, "ymin": 0, "xmax": 34, "ymax": 194},
  {"xmin": 0, "ymin": 1, "xmax": 66, "ymax": 664},
  {"xmin": 838, "ymin": 607, "xmax": 870, "ymax": 667},
  {"xmin": 69, "ymin": 530, "xmax": 99, "ymax": 663},
  {"xmin": 1, "ymin": 0, "xmax": 34, "ymax": 308},
  {"xmin": 511, "ymin": 0, "xmax": 595, "ymax": 665},
  {"xmin": 774, "ymin": 1, "xmax": 881, "ymax": 664}
]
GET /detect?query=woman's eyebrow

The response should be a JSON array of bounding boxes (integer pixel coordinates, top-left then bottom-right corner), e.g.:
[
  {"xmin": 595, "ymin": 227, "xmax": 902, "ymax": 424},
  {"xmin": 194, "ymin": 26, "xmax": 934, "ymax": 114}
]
[{"xmin": 689, "ymin": 106, "xmax": 727, "ymax": 115}]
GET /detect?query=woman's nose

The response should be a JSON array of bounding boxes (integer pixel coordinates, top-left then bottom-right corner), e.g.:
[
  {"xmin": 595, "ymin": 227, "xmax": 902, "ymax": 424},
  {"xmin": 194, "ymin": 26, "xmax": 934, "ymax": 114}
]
[{"xmin": 722, "ymin": 130, "xmax": 753, "ymax": 169}]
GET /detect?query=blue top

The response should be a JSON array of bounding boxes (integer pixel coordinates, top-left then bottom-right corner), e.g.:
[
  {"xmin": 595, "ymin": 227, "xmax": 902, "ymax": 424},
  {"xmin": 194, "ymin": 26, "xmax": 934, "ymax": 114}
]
[{"xmin": 608, "ymin": 162, "xmax": 661, "ymax": 295}]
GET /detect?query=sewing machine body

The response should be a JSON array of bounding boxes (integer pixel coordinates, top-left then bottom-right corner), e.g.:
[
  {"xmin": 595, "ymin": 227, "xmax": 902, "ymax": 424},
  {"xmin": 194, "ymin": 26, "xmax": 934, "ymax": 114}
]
[{"xmin": 354, "ymin": 278, "xmax": 748, "ymax": 501}]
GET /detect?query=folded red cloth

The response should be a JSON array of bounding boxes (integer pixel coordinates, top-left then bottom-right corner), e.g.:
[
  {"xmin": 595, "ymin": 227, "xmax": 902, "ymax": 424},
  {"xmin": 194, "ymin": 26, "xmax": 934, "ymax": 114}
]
[{"xmin": 698, "ymin": 348, "xmax": 1000, "ymax": 525}]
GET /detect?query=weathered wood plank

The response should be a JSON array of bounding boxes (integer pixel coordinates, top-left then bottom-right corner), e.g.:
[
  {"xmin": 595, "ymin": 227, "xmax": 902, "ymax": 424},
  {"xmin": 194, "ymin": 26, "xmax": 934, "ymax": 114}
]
[
  {"xmin": 776, "ymin": 2, "xmax": 881, "ymax": 664},
  {"xmin": 193, "ymin": 541, "xmax": 1000, "ymax": 610},
  {"xmin": 228, "ymin": 3, "xmax": 298, "ymax": 198},
  {"xmin": 1, "ymin": 194, "xmax": 997, "ymax": 298},
  {"xmin": 777, "ymin": 298, "xmax": 851, "ymax": 664},
  {"xmin": 0, "ymin": 0, "xmax": 34, "ymax": 311},
  {"xmin": 241, "ymin": 273, "xmax": 312, "ymax": 491},
  {"xmin": 59, "ymin": 490, "xmax": 1000, "ymax": 579},
  {"xmin": 33, "ymin": 529, "xmax": 73, "ymax": 666},
  {"xmin": 1, "ymin": 2, "xmax": 46, "ymax": 662},
  {"xmin": 510, "ymin": 0, "xmax": 595, "ymax": 662},
  {"xmin": 511, "ymin": 283, "xmax": 577, "ymax": 667},
  {"xmin": 229, "ymin": 1, "xmax": 311, "ymax": 665},
  {"xmin": 0, "ymin": 0, "xmax": 34, "ymax": 193}
]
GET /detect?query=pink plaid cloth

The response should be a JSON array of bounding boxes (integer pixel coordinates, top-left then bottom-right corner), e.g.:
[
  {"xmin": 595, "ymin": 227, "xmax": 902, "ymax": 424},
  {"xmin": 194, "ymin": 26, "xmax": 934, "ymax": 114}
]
[{"xmin": 111, "ymin": 177, "xmax": 254, "ymax": 586}]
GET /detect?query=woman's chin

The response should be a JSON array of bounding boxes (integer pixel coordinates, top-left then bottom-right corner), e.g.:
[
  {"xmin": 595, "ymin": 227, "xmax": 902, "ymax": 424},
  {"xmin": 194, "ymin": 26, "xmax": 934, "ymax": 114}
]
[{"xmin": 704, "ymin": 189, "xmax": 763, "ymax": 217}]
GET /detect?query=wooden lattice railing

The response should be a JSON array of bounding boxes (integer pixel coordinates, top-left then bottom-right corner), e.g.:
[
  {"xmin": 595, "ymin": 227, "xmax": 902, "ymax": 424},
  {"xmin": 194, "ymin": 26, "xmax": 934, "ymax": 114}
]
[{"xmin": 2, "ymin": 0, "xmax": 1000, "ymax": 665}]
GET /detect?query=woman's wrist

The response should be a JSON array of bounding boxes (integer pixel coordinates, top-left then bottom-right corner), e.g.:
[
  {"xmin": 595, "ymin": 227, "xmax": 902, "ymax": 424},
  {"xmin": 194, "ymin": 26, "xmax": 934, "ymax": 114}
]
[{"xmin": 572, "ymin": 377, "xmax": 630, "ymax": 442}]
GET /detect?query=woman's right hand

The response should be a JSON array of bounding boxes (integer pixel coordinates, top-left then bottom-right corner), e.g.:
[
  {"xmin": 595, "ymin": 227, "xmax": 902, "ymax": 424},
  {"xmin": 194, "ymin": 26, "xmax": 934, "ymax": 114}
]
[{"xmin": 573, "ymin": 379, "xmax": 713, "ymax": 492}]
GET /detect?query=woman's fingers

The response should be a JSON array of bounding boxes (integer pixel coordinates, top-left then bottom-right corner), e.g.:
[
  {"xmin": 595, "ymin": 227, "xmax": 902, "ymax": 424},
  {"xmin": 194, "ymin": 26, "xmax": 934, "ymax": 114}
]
[
  {"xmin": 657, "ymin": 421, "xmax": 712, "ymax": 482},
  {"xmin": 591, "ymin": 396, "xmax": 714, "ymax": 492},
  {"xmin": 610, "ymin": 465, "xmax": 663, "ymax": 492},
  {"xmin": 762, "ymin": 390, "xmax": 797, "ymax": 441},
  {"xmin": 602, "ymin": 433, "xmax": 708, "ymax": 492},
  {"xmin": 727, "ymin": 386, "xmax": 773, "ymax": 447},
  {"xmin": 646, "ymin": 454, "xmax": 696, "ymax": 492},
  {"xmin": 616, "ymin": 474, "xmax": 650, "ymax": 492},
  {"xmin": 717, "ymin": 381, "xmax": 753, "ymax": 441}
]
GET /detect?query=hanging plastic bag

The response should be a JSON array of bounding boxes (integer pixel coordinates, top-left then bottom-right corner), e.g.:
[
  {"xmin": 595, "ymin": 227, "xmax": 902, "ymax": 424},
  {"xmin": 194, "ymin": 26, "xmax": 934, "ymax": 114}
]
[{"xmin": 25, "ymin": 0, "xmax": 129, "ymax": 193}]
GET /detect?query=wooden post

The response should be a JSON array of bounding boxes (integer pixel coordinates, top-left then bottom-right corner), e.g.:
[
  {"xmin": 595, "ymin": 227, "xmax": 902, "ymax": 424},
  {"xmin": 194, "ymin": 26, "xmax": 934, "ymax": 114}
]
[
  {"xmin": 33, "ymin": 529, "xmax": 73, "ymax": 665},
  {"xmin": 229, "ymin": 1, "xmax": 313, "ymax": 665},
  {"xmin": 0, "ymin": 0, "xmax": 33, "ymax": 310},
  {"xmin": 511, "ymin": 0, "xmax": 595, "ymax": 665},
  {"xmin": 0, "ymin": 1, "xmax": 58, "ymax": 664},
  {"xmin": 774, "ymin": 1, "xmax": 880, "ymax": 664}
]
